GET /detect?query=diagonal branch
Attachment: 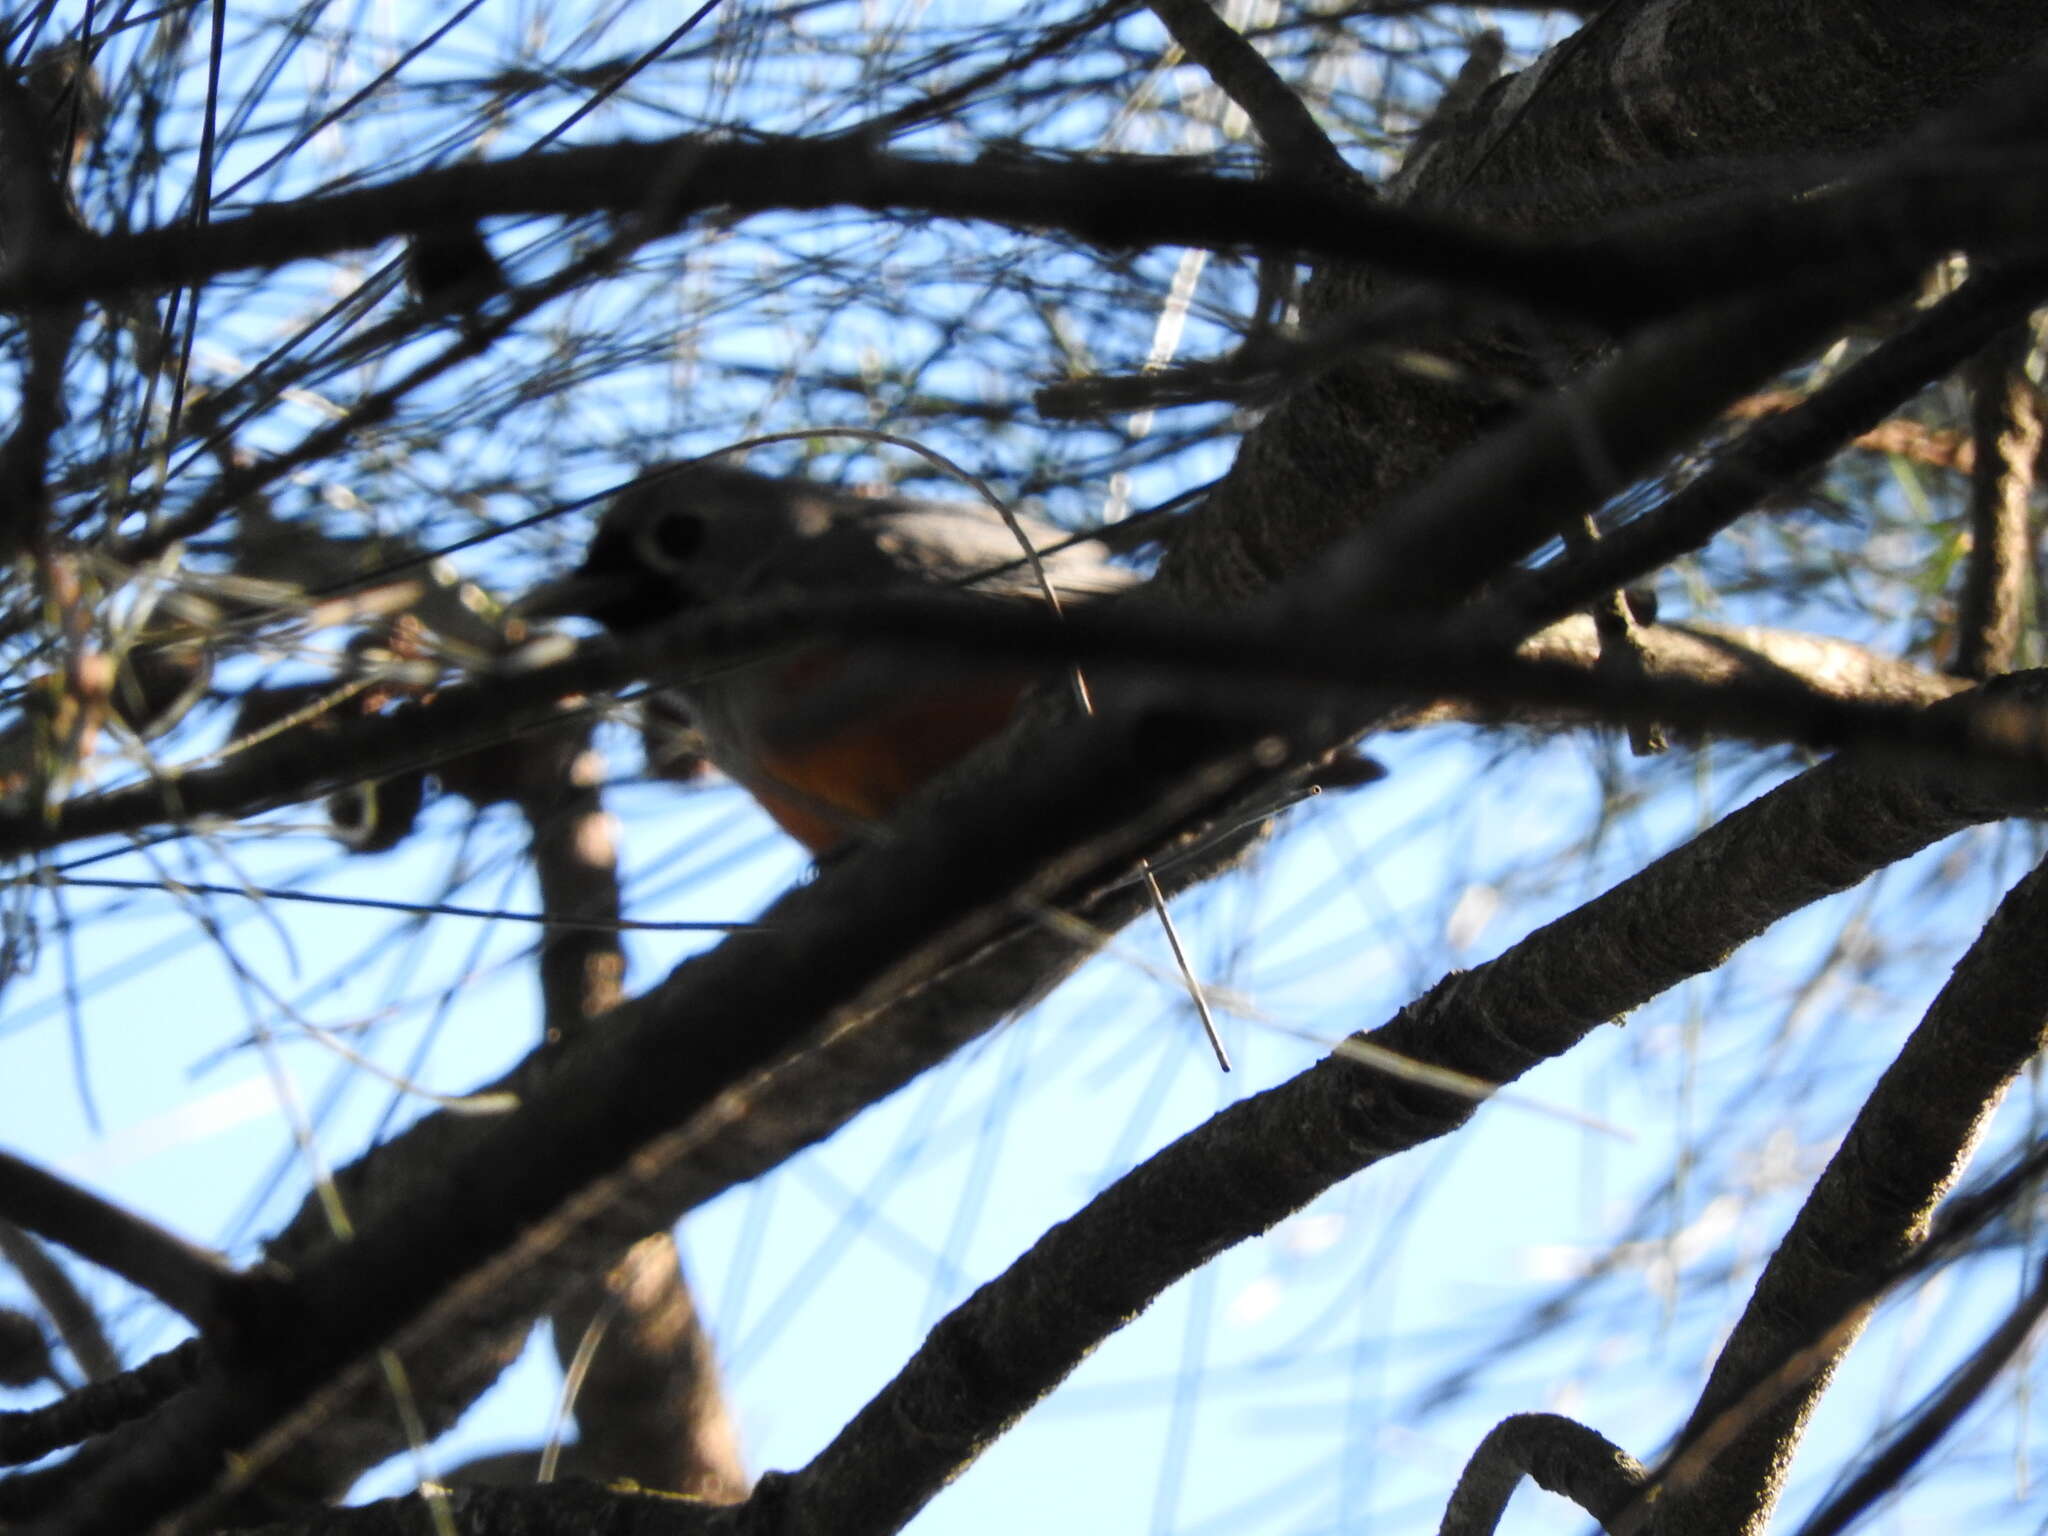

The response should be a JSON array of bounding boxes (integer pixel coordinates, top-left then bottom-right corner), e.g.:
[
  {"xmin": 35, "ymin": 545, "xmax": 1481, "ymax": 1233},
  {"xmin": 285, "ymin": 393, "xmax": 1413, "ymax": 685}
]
[
  {"xmin": 726, "ymin": 680, "xmax": 2048, "ymax": 1536},
  {"xmin": 1166, "ymin": 10, "xmax": 2048, "ymax": 609},
  {"xmin": 1146, "ymin": 0, "xmax": 1360, "ymax": 185},
  {"xmin": 38, "ymin": 704, "xmax": 1274, "ymax": 1535},
  {"xmin": 0, "ymin": 1151, "xmax": 254, "ymax": 1338},
  {"xmin": 1643, "ymin": 850, "xmax": 2048, "ymax": 1536},
  {"xmin": 0, "ymin": 1221, "xmax": 116, "ymax": 1384},
  {"xmin": 16, "ymin": 661, "xmax": 2032, "ymax": 1512},
  {"xmin": 1487, "ymin": 258, "xmax": 2048, "ymax": 645},
  {"xmin": 1789, "ymin": 1251, "xmax": 2048, "ymax": 1536}
]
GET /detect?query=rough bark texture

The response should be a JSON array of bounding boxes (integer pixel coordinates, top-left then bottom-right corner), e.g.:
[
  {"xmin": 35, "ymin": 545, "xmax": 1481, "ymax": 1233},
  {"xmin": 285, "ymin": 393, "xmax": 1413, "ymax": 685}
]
[
  {"xmin": 1654, "ymin": 854, "xmax": 2048, "ymax": 1535},
  {"xmin": 1162, "ymin": 1, "xmax": 2048, "ymax": 607}
]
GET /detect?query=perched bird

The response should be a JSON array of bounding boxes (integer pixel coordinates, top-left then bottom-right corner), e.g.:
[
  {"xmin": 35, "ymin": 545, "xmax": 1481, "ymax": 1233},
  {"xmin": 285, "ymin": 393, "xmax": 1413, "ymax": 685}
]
[{"xmin": 520, "ymin": 462, "xmax": 1138, "ymax": 853}]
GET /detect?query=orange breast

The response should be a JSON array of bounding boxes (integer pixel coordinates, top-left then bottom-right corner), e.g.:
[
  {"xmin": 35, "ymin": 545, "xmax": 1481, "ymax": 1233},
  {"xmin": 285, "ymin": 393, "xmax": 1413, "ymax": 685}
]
[{"xmin": 745, "ymin": 669, "xmax": 1032, "ymax": 854}]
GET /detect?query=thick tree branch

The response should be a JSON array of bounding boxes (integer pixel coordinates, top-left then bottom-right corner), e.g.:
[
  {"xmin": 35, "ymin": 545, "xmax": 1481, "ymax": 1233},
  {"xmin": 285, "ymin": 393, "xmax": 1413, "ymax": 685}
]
[
  {"xmin": 0, "ymin": 576, "xmax": 2011, "ymax": 875},
  {"xmin": 13, "ymin": 639, "xmax": 2025, "ymax": 1514},
  {"xmin": 544, "ymin": 1235, "xmax": 747, "ymax": 1503},
  {"xmin": 1725, "ymin": 393, "xmax": 1978, "ymax": 474},
  {"xmin": 0, "ymin": 1151, "xmax": 252, "ymax": 1338},
  {"xmin": 229, "ymin": 1480, "xmax": 718, "ymax": 1536},
  {"xmin": 517, "ymin": 737, "xmax": 746, "ymax": 1502},
  {"xmin": 0, "ymin": 110, "xmax": 2045, "ymax": 341},
  {"xmin": 711, "ymin": 680, "xmax": 2048, "ymax": 1536},
  {"xmin": 1542, "ymin": 620, "xmax": 1964, "ymax": 711},
  {"xmin": 1170, "ymin": 4, "xmax": 2048, "ymax": 606},
  {"xmin": 1484, "ymin": 258, "xmax": 2048, "ymax": 644},
  {"xmin": 1647, "ymin": 852, "xmax": 2048, "ymax": 1535},
  {"xmin": 1227, "ymin": 259, "xmax": 1920, "ymax": 624},
  {"xmin": 0, "ymin": 1342, "xmax": 205, "ymax": 1470},
  {"xmin": 16, "ymin": 20, "xmax": 2048, "ymax": 1531},
  {"xmin": 39, "ymin": 706, "xmax": 1273, "ymax": 1535}
]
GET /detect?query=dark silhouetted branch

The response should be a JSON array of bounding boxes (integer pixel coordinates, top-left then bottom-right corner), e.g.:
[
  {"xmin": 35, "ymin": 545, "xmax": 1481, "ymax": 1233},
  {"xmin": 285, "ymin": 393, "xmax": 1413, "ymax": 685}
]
[
  {"xmin": 0, "ymin": 1151, "xmax": 250, "ymax": 1337},
  {"xmin": 1646, "ymin": 851, "xmax": 2048, "ymax": 1535},
  {"xmin": 1438, "ymin": 1413, "xmax": 1647, "ymax": 1536},
  {"xmin": 1146, "ymin": 0, "xmax": 1361, "ymax": 185}
]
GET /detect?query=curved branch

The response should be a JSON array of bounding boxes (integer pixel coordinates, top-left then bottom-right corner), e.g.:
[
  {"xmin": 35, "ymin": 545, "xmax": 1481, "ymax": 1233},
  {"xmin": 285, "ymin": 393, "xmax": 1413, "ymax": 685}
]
[
  {"xmin": 1647, "ymin": 849, "xmax": 2048, "ymax": 1535},
  {"xmin": 1438, "ymin": 1413, "xmax": 1647, "ymax": 1536}
]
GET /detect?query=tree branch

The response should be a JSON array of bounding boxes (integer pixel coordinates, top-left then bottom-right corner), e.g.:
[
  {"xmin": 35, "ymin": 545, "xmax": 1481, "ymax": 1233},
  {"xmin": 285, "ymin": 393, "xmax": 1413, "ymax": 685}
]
[
  {"xmin": 1169, "ymin": 5, "xmax": 2048, "ymax": 608},
  {"xmin": 1648, "ymin": 850, "xmax": 2048, "ymax": 1535},
  {"xmin": 0, "ymin": 113, "xmax": 2044, "ymax": 340},
  {"xmin": 1483, "ymin": 258, "xmax": 2048, "ymax": 643},
  {"xmin": 1146, "ymin": 0, "xmax": 1360, "ymax": 185},
  {"xmin": 0, "ymin": 1150, "xmax": 252, "ymax": 1338},
  {"xmin": 1437, "ymin": 1413, "xmax": 1647, "ymax": 1536},
  {"xmin": 724, "ymin": 681, "xmax": 2048, "ymax": 1536},
  {"xmin": 0, "ymin": 1220, "xmax": 116, "ymax": 1383},
  {"xmin": 1950, "ymin": 319, "xmax": 2043, "ymax": 679},
  {"xmin": 1790, "ymin": 1251, "xmax": 2048, "ymax": 1536},
  {"xmin": 38, "ymin": 705, "xmax": 1273, "ymax": 1535}
]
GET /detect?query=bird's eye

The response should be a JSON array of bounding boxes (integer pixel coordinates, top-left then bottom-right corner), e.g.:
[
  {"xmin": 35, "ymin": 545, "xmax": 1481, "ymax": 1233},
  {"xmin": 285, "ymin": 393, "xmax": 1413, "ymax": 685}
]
[{"xmin": 645, "ymin": 510, "xmax": 705, "ymax": 566}]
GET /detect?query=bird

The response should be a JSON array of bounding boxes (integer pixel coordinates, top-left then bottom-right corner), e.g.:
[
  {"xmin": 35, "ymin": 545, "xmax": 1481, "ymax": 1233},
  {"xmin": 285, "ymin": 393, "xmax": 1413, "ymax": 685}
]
[{"xmin": 519, "ymin": 462, "xmax": 1138, "ymax": 854}]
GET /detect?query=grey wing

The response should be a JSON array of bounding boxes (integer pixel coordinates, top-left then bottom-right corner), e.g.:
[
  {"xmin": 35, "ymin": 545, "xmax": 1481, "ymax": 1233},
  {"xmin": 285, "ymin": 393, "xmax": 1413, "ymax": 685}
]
[{"xmin": 781, "ymin": 497, "xmax": 1139, "ymax": 603}]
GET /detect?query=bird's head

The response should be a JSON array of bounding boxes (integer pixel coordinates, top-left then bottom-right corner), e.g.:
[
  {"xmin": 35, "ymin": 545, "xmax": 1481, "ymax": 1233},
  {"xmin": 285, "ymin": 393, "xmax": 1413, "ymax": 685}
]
[{"xmin": 517, "ymin": 462, "xmax": 837, "ymax": 632}]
